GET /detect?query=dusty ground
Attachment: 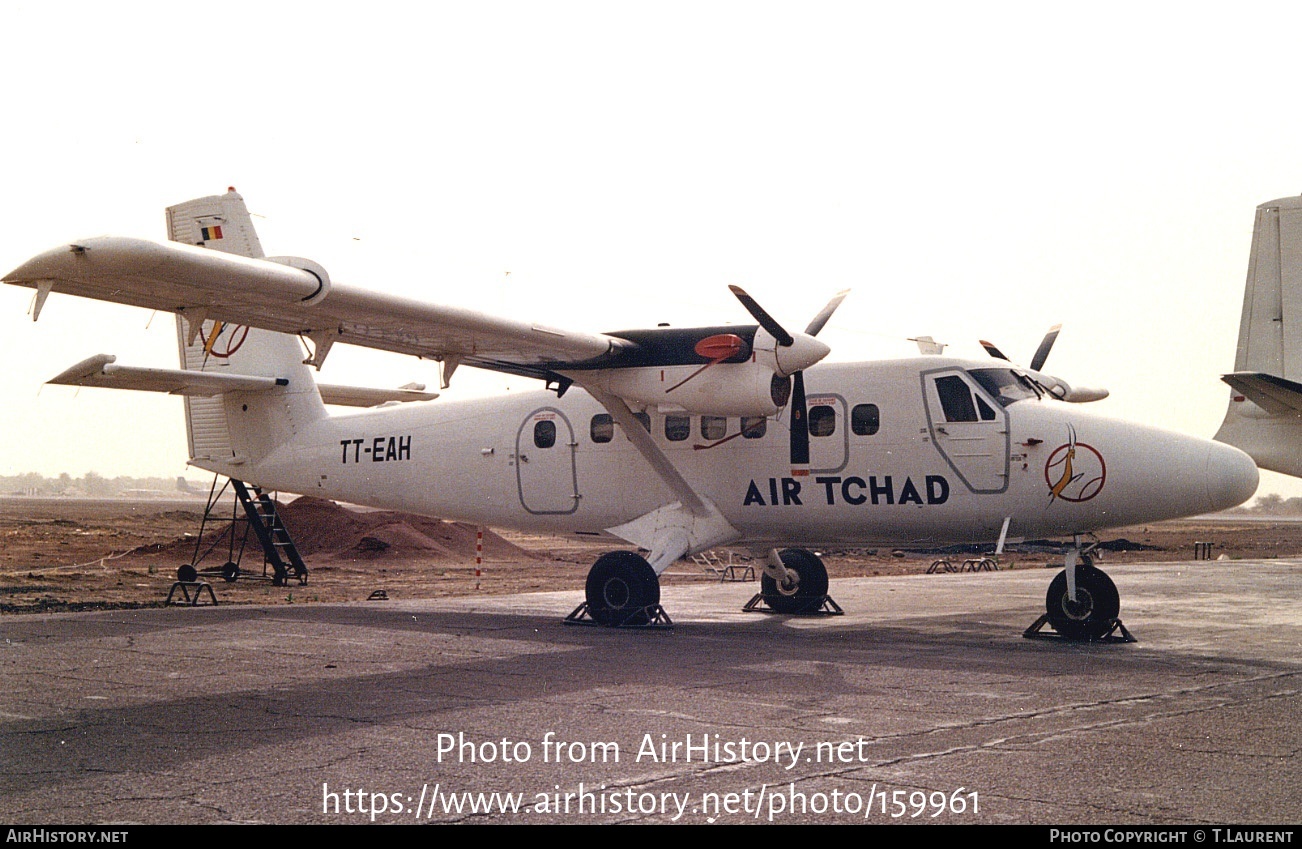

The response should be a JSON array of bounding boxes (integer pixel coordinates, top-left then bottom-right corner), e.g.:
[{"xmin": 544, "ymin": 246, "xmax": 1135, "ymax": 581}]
[{"xmin": 2, "ymin": 495, "xmax": 1300, "ymax": 614}]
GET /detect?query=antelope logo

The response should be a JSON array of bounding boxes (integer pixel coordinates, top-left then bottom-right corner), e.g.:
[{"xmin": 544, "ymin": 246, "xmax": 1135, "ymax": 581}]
[{"xmin": 1045, "ymin": 424, "xmax": 1106, "ymax": 503}]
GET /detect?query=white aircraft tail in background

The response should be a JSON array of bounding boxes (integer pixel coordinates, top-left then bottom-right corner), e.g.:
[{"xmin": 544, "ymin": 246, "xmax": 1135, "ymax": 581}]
[{"xmin": 1216, "ymin": 195, "xmax": 1302, "ymax": 477}]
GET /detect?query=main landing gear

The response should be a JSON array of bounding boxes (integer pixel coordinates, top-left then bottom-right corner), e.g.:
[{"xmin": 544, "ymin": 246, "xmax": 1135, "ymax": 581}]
[
  {"xmin": 566, "ymin": 551, "xmax": 672, "ymax": 628},
  {"xmin": 744, "ymin": 548, "xmax": 842, "ymax": 615},
  {"xmin": 564, "ymin": 546, "xmax": 840, "ymax": 627},
  {"xmin": 1025, "ymin": 543, "xmax": 1134, "ymax": 642}
]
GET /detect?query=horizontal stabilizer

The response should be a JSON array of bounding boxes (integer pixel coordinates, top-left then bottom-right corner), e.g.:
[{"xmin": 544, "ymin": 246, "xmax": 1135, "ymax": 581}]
[
  {"xmin": 49, "ymin": 355, "xmax": 438, "ymax": 407},
  {"xmin": 317, "ymin": 384, "xmax": 438, "ymax": 407},
  {"xmin": 1221, "ymin": 371, "xmax": 1302, "ymax": 416},
  {"xmin": 48, "ymin": 354, "xmax": 287, "ymax": 396}
]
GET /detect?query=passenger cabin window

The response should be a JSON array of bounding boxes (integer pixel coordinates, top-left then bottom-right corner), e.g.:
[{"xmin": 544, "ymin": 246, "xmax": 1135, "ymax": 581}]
[
  {"xmin": 633, "ymin": 411, "xmax": 651, "ymax": 432},
  {"xmin": 851, "ymin": 404, "xmax": 880, "ymax": 435},
  {"xmin": 665, "ymin": 414, "xmax": 690, "ymax": 442},
  {"xmin": 534, "ymin": 420, "xmax": 557, "ymax": 448},
  {"xmin": 701, "ymin": 416, "xmax": 727, "ymax": 440},
  {"xmin": 590, "ymin": 414, "xmax": 614, "ymax": 444},
  {"xmin": 809, "ymin": 404, "xmax": 836, "ymax": 437},
  {"xmin": 741, "ymin": 417, "xmax": 767, "ymax": 439}
]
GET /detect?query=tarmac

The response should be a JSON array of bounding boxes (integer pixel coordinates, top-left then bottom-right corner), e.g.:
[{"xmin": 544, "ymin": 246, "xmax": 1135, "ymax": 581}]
[{"xmin": 1, "ymin": 558, "xmax": 1298, "ymax": 825}]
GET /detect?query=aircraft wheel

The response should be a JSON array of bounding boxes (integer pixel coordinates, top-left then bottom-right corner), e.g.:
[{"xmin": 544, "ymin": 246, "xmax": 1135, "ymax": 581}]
[
  {"xmin": 177, "ymin": 564, "xmax": 198, "ymax": 583},
  {"xmin": 221, "ymin": 561, "xmax": 240, "ymax": 583},
  {"xmin": 1045, "ymin": 562, "xmax": 1120, "ymax": 641},
  {"xmin": 761, "ymin": 548, "xmax": 829, "ymax": 614},
  {"xmin": 585, "ymin": 551, "xmax": 660, "ymax": 626}
]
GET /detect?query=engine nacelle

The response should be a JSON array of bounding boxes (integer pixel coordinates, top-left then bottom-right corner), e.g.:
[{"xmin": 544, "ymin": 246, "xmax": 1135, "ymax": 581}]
[
  {"xmin": 1031, "ymin": 371, "xmax": 1109, "ymax": 403},
  {"xmin": 576, "ymin": 360, "xmax": 787, "ymax": 417}
]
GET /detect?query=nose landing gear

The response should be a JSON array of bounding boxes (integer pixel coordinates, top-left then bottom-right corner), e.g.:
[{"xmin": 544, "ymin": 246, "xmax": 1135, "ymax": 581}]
[{"xmin": 1025, "ymin": 542, "xmax": 1134, "ymax": 642}]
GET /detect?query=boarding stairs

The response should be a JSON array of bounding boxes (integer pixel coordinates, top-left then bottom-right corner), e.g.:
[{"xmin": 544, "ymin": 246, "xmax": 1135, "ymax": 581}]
[{"xmin": 184, "ymin": 476, "xmax": 308, "ymax": 586}]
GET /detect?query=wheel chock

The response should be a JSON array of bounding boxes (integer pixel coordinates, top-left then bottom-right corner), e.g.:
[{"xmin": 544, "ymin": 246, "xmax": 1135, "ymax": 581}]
[
  {"xmin": 166, "ymin": 581, "xmax": 219, "ymax": 606},
  {"xmin": 1022, "ymin": 614, "xmax": 1136, "ymax": 643},
  {"xmin": 564, "ymin": 602, "xmax": 674, "ymax": 629},
  {"xmin": 742, "ymin": 594, "xmax": 844, "ymax": 615}
]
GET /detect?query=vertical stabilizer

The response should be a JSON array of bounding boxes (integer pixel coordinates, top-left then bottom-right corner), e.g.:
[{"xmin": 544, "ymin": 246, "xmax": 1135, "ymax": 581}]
[
  {"xmin": 166, "ymin": 190, "xmax": 327, "ymax": 471},
  {"xmin": 166, "ymin": 188, "xmax": 266, "ymax": 257},
  {"xmin": 1216, "ymin": 195, "xmax": 1302, "ymax": 477}
]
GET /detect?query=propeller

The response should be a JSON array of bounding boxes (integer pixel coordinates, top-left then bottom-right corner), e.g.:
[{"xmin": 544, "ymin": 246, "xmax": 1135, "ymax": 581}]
[
  {"xmin": 730, "ymin": 286, "xmax": 850, "ymax": 466},
  {"xmin": 1029, "ymin": 325, "xmax": 1060, "ymax": 372},
  {"xmin": 980, "ymin": 324, "xmax": 1060, "ymax": 370},
  {"xmin": 979, "ymin": 324, "xmax": 1108, "ymax": 403}
]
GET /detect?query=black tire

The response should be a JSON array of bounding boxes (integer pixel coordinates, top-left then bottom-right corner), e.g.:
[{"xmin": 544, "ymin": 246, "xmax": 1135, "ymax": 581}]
[
  {"xmin": 177, "ymin": 564, "xmax": 198, "ymax": 583},
  {"xmin": 1045, "ymin": 562, "xmax": 1120, "ymax": 641},
  {"xmin": 221, "ymin": 561, "xmax": 240, "ymax": 583},
  {"xmin": 761, "ymin": 548, "xmax": 829, "ymax": 614},
  {"xmin": 585, "ymin": 551, "xmax": 660, "ymax": 626}
]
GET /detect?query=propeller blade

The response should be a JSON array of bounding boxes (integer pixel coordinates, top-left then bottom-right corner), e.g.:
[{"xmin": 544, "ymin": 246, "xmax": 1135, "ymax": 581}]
[
  {"xmin": 803, "ymin": 289, "xmax": 850, "ymax": 337},
  {"xmin": 1030, "ymin": 324, "xmax": 1061, "ymax": 372},
  {"xmin": 729, "ymin": 285, "xmax": 794, "ymax": 346},
  {"xmin": 790, "ymin": 370, "xmax": 809, "ymax": 466},
  {"xmin": 979, "ymin": 340, "xmax": 1011, "ymax": 361}
]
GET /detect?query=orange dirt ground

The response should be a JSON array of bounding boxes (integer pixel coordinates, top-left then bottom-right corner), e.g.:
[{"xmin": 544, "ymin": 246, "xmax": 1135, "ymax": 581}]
[{"xmin": 2, "ymin": 496, "xmax": 1300, "ymax": 614}]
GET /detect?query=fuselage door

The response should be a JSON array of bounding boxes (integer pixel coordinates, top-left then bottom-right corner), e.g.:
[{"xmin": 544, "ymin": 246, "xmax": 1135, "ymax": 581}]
[
  {"xmin": 806, "ymin": 393, "xmax": 849, "ymax": 474},
  {"xmin": 921, "ymin": 369, "xmax": 1009, "ymax": 493},
  {"xmin": 515, "ymin": 408, "xmax": 580, "ymax": 514}
]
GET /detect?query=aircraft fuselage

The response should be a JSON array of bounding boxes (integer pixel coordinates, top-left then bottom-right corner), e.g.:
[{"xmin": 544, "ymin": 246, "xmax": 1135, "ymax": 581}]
[{"xmin": 211, "ymin": 357, "xmax": 1257, "ymax": 552}]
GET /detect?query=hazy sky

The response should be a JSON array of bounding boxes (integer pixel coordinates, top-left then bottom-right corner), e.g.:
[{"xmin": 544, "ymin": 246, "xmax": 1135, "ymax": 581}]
[{"xmin": 2, "ymin": 2, "xmax": 1301, "ymax": 498}]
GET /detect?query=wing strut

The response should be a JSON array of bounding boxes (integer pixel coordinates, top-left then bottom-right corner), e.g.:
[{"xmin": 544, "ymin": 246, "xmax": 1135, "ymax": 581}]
[
  {"xmin": 583, "ymin": 385, "xmax": 709, "ymax": 517},
  {"xmin": 582, "ymin": 384, "xmax": 740, "ymax": 571}
]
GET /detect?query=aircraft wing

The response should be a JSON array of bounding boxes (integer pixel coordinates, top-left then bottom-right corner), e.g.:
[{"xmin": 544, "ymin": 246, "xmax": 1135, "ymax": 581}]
[{"xmin": 4, "ymin": 236, "xmax": 628, "ymax": 381}]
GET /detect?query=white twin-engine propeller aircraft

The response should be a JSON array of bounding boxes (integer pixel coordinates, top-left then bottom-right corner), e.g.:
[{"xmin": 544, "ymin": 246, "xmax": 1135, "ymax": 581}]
[{"xmin": 3, "ymin": 190, "xmax": 1259, "ymax": 639}]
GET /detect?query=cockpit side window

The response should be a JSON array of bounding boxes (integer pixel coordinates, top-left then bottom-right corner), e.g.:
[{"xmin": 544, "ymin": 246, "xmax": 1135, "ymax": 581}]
[{"xmin": 935, "ymin": 375, "xmax": 978, "ymax": 422}]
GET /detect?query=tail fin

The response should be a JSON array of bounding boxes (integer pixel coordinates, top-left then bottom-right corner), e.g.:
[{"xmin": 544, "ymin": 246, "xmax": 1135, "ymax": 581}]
[
  {"xmin": 1214, "ymin": 194, "xmax": 1302, "ymax": 477},
  {"xmin": 167, "ymin": 190, "xmax": 327, "ymax": 470}
]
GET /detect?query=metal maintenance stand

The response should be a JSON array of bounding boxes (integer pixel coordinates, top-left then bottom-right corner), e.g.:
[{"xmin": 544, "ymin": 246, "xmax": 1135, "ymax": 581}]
[{"xmin": 179, "ymin": 476, "xmax": 308, "ymax": 587}]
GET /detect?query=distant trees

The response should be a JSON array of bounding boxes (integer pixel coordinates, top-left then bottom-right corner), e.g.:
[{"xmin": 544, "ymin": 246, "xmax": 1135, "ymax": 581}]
[
  {"xmin": 0, "ymin": 472, "xmax": 188, "ymax": 497},
  {"xmin": 1224, "ymin": 491, "xmax": 1302, "ymax": 515}
]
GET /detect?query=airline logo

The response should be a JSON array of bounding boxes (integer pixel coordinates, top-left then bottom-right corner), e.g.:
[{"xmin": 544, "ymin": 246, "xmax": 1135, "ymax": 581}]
[{"xmin": 1045, "ymin": 425, "xmax": 1106, "ymax": 503}]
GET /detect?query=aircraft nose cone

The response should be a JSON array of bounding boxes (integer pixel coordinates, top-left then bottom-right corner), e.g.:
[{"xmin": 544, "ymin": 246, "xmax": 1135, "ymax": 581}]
[{"xmin": 1205, "ymin": 440, "xmax": 1259, "ymax": 512}]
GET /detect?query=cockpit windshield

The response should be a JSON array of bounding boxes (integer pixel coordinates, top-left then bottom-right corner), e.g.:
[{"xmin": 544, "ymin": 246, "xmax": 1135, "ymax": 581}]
[{"xmin": 968, "ymin": 368, "xmax": 1042, "ymax": 407}]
